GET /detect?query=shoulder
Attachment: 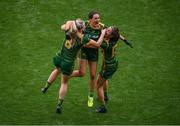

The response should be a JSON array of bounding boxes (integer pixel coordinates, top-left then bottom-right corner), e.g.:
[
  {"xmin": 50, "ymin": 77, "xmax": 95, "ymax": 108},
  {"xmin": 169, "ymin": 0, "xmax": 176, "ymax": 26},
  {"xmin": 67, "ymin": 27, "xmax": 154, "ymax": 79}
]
[
  {"xmin": 110, "ymin": 39, "xmax": 118, "ymax": 47},
  {"xmin": 99, "ymin": 22, "xmax": 106, "ymax": 29},
  {"xmin": 85, "ymin": 20, "xmax": 90, "ymax": 26},
  {"xmin": 101, "ymin": 39, "xmax": 108, "ymax": 48}
]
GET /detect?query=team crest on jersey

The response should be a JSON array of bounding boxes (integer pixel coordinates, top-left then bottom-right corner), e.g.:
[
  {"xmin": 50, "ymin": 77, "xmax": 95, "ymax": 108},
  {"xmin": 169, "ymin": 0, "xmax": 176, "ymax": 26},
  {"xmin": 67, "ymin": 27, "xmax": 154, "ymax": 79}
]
[{"xmin": 65, "ymin": 40, "xmax": 72, "ymax": 49}]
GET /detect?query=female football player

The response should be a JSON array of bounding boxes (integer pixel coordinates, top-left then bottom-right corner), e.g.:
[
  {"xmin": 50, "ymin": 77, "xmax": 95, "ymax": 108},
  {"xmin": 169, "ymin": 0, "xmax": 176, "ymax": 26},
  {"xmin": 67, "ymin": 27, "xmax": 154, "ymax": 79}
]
[
  {"xmin": 71, "ymin": 10, "xmax": 106, "ymax": 107},
  {"xmin": 95, "ymin": 26, "xmax": 120, "ymax": 113}
]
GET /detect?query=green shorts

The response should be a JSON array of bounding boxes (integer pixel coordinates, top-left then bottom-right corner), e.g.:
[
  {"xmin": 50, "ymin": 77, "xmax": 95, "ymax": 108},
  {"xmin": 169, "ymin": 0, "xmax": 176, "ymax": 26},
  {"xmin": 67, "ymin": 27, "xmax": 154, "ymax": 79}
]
[
  {"xmin": 99, "ymin": 61, "xmax": 118, "ymax": 80},
  {"xmin": 79, "ymin": 47, "xmax": 98, "ymax": 61},
  {"xmin": 53, "ymin": 55, "xmax": 74, "ymax": 76}
]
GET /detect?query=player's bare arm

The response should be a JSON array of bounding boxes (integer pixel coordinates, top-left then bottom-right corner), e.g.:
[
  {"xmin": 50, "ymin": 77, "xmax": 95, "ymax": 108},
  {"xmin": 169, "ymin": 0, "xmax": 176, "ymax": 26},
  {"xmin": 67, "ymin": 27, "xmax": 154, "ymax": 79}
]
[{"xmin": 84, "ymin": 29, "xmax": 106, "ymax": 48}]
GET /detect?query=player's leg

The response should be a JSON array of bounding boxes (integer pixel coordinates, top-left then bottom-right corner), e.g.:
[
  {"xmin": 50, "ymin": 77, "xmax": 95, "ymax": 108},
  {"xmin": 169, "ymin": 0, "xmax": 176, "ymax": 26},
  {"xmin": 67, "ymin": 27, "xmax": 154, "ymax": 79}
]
[
  {"xmin": 41, "ymin": 68, "xmax": 60, "ymax": 93},
  {"xmin": 96, "ymin": 79, "xmax": 109, "ymax": 102},
  {"xmin": 103, "ymin": 62, "xmax": 118, "ymax": 101},
  {"xmin": 104, "ymin": 80, "xmax": 109, "ymax": 102},
  {"xmin": 96, "ymin": 75, "xmax": 105, "ymax": 104},
  {"xmin": 56, "ymin": 74, "xmax": 69, "ymax": 114},
  {"xmin": 87, "ymin": 61, "xmax": 97, "ymax": 107},
  {"xmin": 71, "ymin": 58, "xmax": 87, "ymax": 77},
  {"xmin": 96, "ymin": 75, "xmax": 107, "ymax": 113}
]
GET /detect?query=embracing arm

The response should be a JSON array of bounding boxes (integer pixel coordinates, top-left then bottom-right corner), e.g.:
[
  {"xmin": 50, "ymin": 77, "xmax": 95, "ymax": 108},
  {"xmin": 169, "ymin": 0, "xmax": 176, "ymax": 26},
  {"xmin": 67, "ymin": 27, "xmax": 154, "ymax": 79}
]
[
  {"xmin": 84, "ymin": 29, "xmax": 106, "ymax": 48},
  {"xmin": 61, "ymin": 21, "xmax": 74, "ymax": 31}
]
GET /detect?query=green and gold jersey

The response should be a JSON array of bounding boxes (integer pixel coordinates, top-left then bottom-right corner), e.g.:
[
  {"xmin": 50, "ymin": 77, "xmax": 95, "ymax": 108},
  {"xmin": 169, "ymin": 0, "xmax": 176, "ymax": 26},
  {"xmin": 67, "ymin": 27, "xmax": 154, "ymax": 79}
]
[
  {"xmin": 84, "ymin": 21, "xmax": 105, "ymax": 41},
  {"xmin": 80, "ymin": 21, "xmax": 106, "ymax": 61},
  {"xmin": 57, "ymin": 34, "xmax": 90, "ymax": 63},
  {"xmin": 101, "ymin": 39, "xmax": 118, "ymax": 65}
]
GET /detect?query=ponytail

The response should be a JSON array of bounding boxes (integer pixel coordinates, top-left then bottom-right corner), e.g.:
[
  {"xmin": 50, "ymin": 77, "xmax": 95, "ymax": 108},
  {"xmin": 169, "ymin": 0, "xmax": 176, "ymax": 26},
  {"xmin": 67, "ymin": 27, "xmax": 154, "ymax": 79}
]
[{"xmin": 110, "ymin": 26, "xmax": 120, "ymax": 42}]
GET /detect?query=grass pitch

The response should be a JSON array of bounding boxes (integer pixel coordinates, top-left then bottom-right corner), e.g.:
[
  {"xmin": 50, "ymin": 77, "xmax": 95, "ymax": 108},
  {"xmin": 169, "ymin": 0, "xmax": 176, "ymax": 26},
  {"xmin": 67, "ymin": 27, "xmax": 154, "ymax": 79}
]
[{"xmin": 0, "ymin": 0, "xmax": 179, "ymax": 124}]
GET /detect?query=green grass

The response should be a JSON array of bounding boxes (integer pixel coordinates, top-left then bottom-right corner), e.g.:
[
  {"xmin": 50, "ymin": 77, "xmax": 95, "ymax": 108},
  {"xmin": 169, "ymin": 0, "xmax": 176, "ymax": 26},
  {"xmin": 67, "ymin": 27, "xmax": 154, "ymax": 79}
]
[{"xmin": 0, "ymin": 0, "xmax": 179, "ymax": 125}]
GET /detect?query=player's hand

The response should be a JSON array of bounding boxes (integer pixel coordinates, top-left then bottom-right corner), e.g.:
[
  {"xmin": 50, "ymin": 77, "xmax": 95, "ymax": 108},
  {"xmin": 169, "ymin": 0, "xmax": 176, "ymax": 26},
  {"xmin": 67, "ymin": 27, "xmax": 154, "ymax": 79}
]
[{"xmin": 101, "ymin": 29, "xmax": 106, "ymax": 36}]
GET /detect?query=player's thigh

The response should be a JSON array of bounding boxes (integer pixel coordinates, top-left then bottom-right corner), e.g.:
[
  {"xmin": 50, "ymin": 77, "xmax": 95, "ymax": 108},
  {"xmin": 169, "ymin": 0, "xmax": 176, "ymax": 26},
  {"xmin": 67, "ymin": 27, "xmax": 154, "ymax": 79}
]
[
  {"xmin": 61, "ymin": 74, "xmax": 69, "ymax": 84},
  {"xmin": 78, "ymin": 58, "xmax": 87, "ymax": 73},
  {"xmin": 88, "ymin": 61, "xmax": 97, "ymax": 77}
]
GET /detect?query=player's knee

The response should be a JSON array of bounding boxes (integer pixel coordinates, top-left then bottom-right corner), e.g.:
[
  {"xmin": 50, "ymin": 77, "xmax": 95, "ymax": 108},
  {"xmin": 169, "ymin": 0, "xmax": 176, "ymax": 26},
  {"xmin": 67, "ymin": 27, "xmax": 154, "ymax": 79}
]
[
  {"xmin": 56, "ymin": 69, "xmax": 60, "ymax": 74},
  {"xmin": 90, "ymin": 74, "xmax": 96, "ymax": 80},
  {"xmin": 79, "ymin": 70, "xmax": 86, "ymax": 77},
  {"xmin": 55, "ymin": 67, "xmax": 60, "ymax": 73},
  {"xmin": 96, "ymin": 83, "xmax": 101, "ymax": 88}
]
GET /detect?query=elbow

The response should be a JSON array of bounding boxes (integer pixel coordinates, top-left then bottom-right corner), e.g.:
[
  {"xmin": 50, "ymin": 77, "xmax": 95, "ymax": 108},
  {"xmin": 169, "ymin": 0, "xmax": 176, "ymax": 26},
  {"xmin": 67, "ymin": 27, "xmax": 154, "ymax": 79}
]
[
  {"xmin": 61, "ymin": 25, "xmax": 66, "ymax": 31},
  {"xmin": 95, "ymin": 44, "xmax": 100, "ymax": 48}
]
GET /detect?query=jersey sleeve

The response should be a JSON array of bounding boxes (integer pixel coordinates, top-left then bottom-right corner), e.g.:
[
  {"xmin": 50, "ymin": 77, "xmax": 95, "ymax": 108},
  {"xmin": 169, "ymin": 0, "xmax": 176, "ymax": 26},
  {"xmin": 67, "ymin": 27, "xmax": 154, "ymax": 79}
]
[
  {"xmin": 85, "ymin": 20, "xmax": 89, "ymax": 26},
  {"xmin": 82, "ymin": 34, "xmax": 90, "ymax": 45}
]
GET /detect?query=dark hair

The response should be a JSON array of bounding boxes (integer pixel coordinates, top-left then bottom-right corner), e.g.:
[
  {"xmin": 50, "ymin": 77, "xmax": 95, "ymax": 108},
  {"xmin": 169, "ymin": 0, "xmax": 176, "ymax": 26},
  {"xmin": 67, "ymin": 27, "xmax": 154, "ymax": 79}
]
[
  {"xmin": 110, "ymin": 26, "xmax": 120, "ymax": 42},
  {"xmin": 88, "ymin": 10, "xmax": 100, "ymax": 19}
]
